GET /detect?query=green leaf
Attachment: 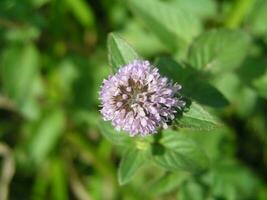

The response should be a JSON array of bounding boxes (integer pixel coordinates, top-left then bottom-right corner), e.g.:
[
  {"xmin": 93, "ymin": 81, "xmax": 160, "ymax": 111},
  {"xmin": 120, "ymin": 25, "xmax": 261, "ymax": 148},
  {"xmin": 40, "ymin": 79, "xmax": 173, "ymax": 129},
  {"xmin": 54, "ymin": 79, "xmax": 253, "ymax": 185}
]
[
  {"xmin": 253, "ymin": 70, "xmax": 267, "ymax": 98},
  {"xmin": 98, "ymin": 120, "xmax": 131, "ymax": 145},
  {"xmin": 64, "ymin": 0, "xmax": 95, "ymax": 28},
  {"xmin": 107, "ymin": 33, "xmax": 140, "ymax": 72},
  {"xmin": 0, "ymin": 44, "xmax": 39, "ymax": 105},
  {"xmin": 29, "ymin": 109, "xmax": 65, "ymax": 164},
  {"xmin": 208, "ymin": 160, "xmax": 260, "ymax": 200},
  {"xmin": 153, "ymin": 130, "xmax": 209, "ymax": 172},
  {"xmin": 156, "ymin": 57, "xmax": 229, "ymax": 108},
  {"xmin": 246, "ymin": 0, "xmax": 267, "ymax": 36},
  {"xmin": 237, "ymin": 57, "xmax": 267, "ymax": 99},
  {"xmin": 127, "ymin": 0, "xmax": 201, "ymax": 50},
  {"xmin": 50, "ymin": 158, "xmax": 68, "ymax": 200},
  {"xmin": 178, "ymin": 178, "xmax": 206, "ymax": 200},
  {"xmin": 177, "ymin": 102, "xmax": 221, "ymax": 130},
  {"xmin": 118, "ymin": 147, "xmax": 149, "ymax": 185},
  {"xmin": 172, "ymin": 0, "xmax": 216, "ymax": 19},
  {"xmin": 188, "ymin": 29, "xmax": 250, "ymax": 72},
  {"xmin": 148, "ymin": 172, "xmax": 189, "ymax": 196}
]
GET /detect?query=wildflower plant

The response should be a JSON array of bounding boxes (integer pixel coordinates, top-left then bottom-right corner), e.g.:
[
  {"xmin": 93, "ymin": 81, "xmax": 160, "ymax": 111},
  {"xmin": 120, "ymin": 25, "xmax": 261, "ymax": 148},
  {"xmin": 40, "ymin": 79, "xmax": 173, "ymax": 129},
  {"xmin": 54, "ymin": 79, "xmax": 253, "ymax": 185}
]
[
  {"xmin": 99, "ymin": 33, "xmax": 221, "ymax": 185},
  {"xmin": 2, "ymin": 0, "xmax": 267, "ymax": 199}
]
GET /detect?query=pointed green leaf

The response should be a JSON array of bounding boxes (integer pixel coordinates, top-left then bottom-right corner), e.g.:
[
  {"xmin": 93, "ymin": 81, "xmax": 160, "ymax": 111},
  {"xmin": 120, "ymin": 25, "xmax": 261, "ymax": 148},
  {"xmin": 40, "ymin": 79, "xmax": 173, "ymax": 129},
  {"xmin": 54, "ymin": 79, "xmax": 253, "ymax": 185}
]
[
  {"xmin": 118, "ymin": 147, "xmax": 148, "ymax": 185},
  {"xmin": 177, "ymin": 102, "xmax": 221, "ymax": 130},
  {"xmin": 107, "ymin": 33, "xmax": 140, "ymax": 72},
  {"xmin": 153, "ymin": 130, "xmax": 209, "ymax": 172}
]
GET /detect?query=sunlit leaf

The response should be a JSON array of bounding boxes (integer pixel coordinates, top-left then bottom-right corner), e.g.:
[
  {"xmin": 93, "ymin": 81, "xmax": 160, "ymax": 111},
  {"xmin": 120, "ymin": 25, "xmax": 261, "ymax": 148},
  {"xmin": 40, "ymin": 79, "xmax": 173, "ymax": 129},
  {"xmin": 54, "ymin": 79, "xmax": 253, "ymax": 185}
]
[
  {"xmin": 177, "ymin": 102, "xmax": 221, "ymax": 130},
  {"xmin": 108, "ymin": 33, "xmax": 140, "ymax": 72},
  {"xmin": 188, "ymin": 29, "xmax": 250, "ymax": 72},
  {"xmin": 128, "ymin": 0, "xmax": 201, "ymax": 50},
  {"xmin": 172, "ymin": 0, "xmax": 216, "ymax": 19},
  {"xmin": 246, "ymin": 0, "xmax": 267, "ymax": 36}
]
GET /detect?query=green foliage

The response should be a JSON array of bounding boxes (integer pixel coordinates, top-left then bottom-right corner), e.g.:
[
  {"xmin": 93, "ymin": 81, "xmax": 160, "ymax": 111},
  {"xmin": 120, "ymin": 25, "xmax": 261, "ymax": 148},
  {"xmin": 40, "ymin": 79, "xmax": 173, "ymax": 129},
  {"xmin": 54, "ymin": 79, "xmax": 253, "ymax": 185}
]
[
  {"xmin": 118, "ymin": 147, "xmax": 149, "ymax": 185},
  {"xmin": 153, "ymin": 130, "xmax": 209, "ymax": 172},
  {"xmin": 176, "ymin": 102, "xmax": 221, "ymax": 130},
  {"xmin": 29, "ymin": 109, "xmax": 65, "ymax": 165},
  {"xmin": 155, "ymin": 57, "xmax": 229, "ymax": 107},
  {"xmin": 108, "ymin": 33, "xmax": 140, "ymax": 72},
  {"xmin": 188, "ymin": 29, "xmax": 251, "ymax": 72},
  {"xmin": 1, "ymin": 0, "xmax": 267, "ymax": 199},
  {"xmin": 128, "ymin": 0, "xmax": 201, "ymax": 51}
]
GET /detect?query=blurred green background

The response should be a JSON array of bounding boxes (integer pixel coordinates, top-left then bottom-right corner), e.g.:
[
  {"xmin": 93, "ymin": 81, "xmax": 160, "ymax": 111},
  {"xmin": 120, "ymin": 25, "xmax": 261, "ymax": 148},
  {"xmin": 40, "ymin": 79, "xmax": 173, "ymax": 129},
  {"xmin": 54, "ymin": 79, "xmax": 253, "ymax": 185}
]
[{"xmin": 0, "ymin": 0, "xmax": 267, "ymax": 199}]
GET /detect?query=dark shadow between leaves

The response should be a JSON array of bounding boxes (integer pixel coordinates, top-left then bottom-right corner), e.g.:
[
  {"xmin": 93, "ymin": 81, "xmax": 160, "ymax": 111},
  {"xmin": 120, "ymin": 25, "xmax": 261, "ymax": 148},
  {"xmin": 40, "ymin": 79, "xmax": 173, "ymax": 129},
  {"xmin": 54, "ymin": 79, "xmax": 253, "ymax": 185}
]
[
  {"xmin": 237, "ymin": 56, "xmax": 267, "ymax": 85},
  {"xmin": 151, "ymin": 131, "xmax": 165, "ymax": 156},
  {"xmin": 175, "ymin": 97, "xmax": 192, "ymax": 118},
  {"xmin": 155, "ymin": 57, "xmax": 229, "ymax": 108}
]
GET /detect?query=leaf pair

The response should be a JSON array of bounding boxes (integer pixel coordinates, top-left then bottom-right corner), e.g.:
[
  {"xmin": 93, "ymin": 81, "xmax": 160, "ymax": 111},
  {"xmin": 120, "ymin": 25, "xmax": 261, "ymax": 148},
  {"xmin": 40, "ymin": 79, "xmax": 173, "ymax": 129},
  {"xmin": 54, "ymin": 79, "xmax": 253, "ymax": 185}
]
[
  {"xmin": 99, "ymin": 122, "xmax": 208, "ymax": 185},
  {"xmin": 105, "ymin": 33, "xmax": 223, "ymax": 185}
]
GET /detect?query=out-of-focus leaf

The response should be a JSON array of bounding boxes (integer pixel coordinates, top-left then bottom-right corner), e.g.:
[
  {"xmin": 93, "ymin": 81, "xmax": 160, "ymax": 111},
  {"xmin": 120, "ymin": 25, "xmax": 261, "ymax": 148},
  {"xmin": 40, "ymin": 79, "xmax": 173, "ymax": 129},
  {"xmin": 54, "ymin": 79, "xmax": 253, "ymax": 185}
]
[
  {"xmin": 178, "ymin": 178, "xmax": 205, "ymax": 200},
  {"xmin": 98, "ymin": 121, "xmax": 131, "ymax": 145},
  {"xmin": 153, "ymin": 130, "xmax": 209, "ymax": 172},
  {"xmin": 107, "ymin": 33, "xmax": 140, "ymax": 72},
  {"xmin": 188, "ymin": 29, "xmax": 250, "ymax": 72},
  {"xmin": 156, "ymin": 57, "xmax": 229, "ymax": 108},
  {"xmin": 223, "ymin": 0, "xmax": 256, "ymax": 29},
  {"xmin": 237, "ymin": 56, "xmax": 267, "ymax": 99},
  {"xmin": 120, "ymin": 21, "xmax": 168, "ymax": 57},
  {"xmin": 32, "ymin": 170, "xmax": 50, "ymax": 200},
  {"xmin": 30, "ymin": 0, "xmax": 50, "ymax": 7},
  {"xmin": 0, "ymin": 44, "xmax": 39, "ymax": 105},
  {"xmin": 206, "ymin": 160, "xmax": 260, "ymax": 200},
  {"xmin": 183, "ymin": 128, "xmax": 235, "ymax": 160},
  {"xmin": 253, "ymin": 70, "xmax": 267, "ymax": 98},
  {"xmin": 5, "ymin": 26, "xmax": 40, "ymax": 42},
  {"xmin": 213, "ymin": 72, "xmax": 258, "ymax": 117},
  {"xmin": 246, "ymin": 0, "xmax": 267, "ymax": 36},
  {"xmin": 0, "ymin": 44, "xmax": 42, "ymax": 119},
  {"xmin": 64, "ymin": 0, "xmax": 95, "ymax": 28},
  {"xmin": 148, "ymin": 172, "xmax": 189, "ymax": 196},
  {"xmin": 172, "ymin": 0, "xmax": 216, "ymax": 19},
  {"xmin": 128, "ymin": 0, "xmax": 201, "ymax": 51},
  {"xmin": 118, "ymin": 147, "xmax": 149, "ymax": 185},
  {"xmin": 29, "ymin": 109, "xmax": 65, "ymax": 164},
  {"xmin": 177, "ymin": 102, "xmax": 221, "ymax": 131},
  {"xmin": 51, "ymin": 159, "xmax": 68, "ymax": 200}
]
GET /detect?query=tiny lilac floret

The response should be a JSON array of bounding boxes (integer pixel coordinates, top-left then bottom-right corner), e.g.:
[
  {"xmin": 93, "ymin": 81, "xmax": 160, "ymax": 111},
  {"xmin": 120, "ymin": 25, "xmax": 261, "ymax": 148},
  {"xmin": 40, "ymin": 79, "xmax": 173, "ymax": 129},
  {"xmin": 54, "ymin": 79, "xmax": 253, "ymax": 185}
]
[{"xmin": 99, "ymin": 60, "xmax": 185, "ymax": 136}]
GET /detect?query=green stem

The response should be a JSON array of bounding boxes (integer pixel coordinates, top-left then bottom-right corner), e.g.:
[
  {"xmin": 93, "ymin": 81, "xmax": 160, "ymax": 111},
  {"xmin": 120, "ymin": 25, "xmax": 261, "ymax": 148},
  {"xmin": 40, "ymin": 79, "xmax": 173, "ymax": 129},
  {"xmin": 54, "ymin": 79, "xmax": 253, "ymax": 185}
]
[{"xmin": 224, "ymin": 0, "xmax": 256, "ymax": 29}]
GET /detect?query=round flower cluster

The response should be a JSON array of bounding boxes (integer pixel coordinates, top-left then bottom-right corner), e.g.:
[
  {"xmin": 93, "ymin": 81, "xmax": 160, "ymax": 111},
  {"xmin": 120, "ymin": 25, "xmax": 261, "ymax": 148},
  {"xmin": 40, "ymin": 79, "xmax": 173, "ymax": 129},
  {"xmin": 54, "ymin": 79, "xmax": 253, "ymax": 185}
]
[{"xmin": 99, "ymin": 60, "xmax": 185, "ymax": 136}]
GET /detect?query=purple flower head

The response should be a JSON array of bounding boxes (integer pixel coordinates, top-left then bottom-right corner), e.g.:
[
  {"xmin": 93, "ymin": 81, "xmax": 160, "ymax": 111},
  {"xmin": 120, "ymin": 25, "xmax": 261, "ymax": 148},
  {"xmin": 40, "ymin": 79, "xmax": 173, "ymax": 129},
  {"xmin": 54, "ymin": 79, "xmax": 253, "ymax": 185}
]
[{"xmin": 99, "ymin": 60, "xmax": 185, "ymax": 136}]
